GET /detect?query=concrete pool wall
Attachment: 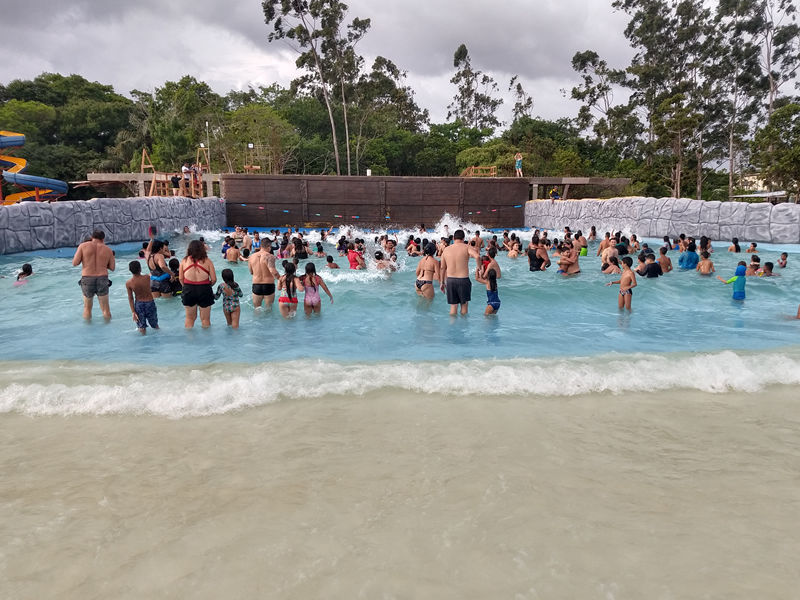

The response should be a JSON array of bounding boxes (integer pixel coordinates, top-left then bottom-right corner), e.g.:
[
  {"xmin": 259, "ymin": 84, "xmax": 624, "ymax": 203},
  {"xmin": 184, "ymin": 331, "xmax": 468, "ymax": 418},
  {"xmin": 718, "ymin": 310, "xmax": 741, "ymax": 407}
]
[
  {"xmin": 0, "ymin": 197, "xmax": 226, "ymax": 254},
  {"xmin": 525, "ymin": 197, "xmax": 800, "ymax": 244}
]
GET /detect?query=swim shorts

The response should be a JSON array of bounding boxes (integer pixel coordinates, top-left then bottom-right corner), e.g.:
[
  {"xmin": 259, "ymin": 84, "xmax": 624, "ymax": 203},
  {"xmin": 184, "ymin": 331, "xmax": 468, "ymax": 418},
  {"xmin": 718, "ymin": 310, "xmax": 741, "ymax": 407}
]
[
  {"xmin": 80, "ymin": 275, "xmax": 110, "ymax": 298},
  {"xmin": 181, "ymin": 283, "xmax": 215, "ymax": 308},
  {"xmin": 252, "ymin": 283, "xmax": 276, "ymax": 296},
  {"xmin": 445, "ymin": 277, "xmax": 471, "ymax": 305},
  {"xmin": 619, "ymin": 289, "xmax": 633, "ymax": 296},
  {"xmin": 134, "ymin": 300, "xmax": 159, "ymax": 329}
]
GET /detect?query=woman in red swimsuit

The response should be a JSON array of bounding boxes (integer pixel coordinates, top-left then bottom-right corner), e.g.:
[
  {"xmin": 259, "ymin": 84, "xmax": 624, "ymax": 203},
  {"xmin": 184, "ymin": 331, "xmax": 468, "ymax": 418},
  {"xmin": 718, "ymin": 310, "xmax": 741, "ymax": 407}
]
[{"xmin": 179, "ymin": 240, "xmax": 217, "ymax": 328}]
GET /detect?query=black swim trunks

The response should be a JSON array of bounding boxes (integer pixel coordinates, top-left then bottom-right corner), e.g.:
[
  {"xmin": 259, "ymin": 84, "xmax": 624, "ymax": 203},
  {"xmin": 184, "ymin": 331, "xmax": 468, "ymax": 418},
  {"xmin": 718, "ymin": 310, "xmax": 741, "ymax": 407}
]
[
  {"xmin": 445, "ymin": 277, "xmax": 472, "ymax": 305},
  {"xmin": 252, "ymin": 283, "xmax": 276, "ymax": 296}
]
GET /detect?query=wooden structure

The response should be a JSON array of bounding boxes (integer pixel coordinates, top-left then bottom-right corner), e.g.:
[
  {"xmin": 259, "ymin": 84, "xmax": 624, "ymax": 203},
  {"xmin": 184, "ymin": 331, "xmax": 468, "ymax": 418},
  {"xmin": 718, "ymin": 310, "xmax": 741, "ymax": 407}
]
[
  {"xmin": 530, "ymin": 177, "xmax": 630, "ymax": 200},
  {"xmin": 222, "ymin": 175, "xmax": 530, "ymax": 228},
  {"xmin": 460, "ymin": 165, "xmax": 498, "ymax": 177}
]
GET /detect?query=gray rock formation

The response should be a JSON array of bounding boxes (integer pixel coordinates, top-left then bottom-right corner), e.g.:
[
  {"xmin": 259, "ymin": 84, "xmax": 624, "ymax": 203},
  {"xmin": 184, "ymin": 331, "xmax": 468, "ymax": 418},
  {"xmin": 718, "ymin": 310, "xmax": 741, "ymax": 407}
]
[
  {"xmin": 0, "ymin": 197, "xmax": 226, "ymax": 254},
  {"xmin": 524, "ymin": 197, "xmax": 800, "ymax": 244}
]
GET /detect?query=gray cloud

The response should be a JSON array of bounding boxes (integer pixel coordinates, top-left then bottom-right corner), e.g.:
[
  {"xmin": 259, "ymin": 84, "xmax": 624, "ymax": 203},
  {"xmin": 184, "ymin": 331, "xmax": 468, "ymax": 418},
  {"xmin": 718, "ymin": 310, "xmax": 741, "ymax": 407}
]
[{"xmin": 0, "ymin": 0, "xmax": 633, "ymax": 124}]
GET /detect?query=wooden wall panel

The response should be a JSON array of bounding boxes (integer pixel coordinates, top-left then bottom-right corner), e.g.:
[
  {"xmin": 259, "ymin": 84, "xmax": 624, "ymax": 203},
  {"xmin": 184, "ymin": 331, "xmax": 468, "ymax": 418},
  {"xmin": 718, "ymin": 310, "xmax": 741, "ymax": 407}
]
[{"xmin": 221, "ymin": 175, "xmax": 527, "ymax": 228}]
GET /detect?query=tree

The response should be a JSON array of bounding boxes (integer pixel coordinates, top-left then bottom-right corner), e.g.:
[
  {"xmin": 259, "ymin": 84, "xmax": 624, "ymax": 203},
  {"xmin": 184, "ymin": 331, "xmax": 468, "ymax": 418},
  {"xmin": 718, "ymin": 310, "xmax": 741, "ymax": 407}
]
[
  {"xmin": 447, "ymin": 44, "xmax": 503, "ymax": 132},
  {"xmin": 752, "ymin": 102, "xmax": 800, "ymax": 195},
  {"xmin": 508, "ymin": 76, "xmax": 533, "ymax": 122},
  {"xmin": 756, "ymin": 0, "xmax": 800, "ymax": 118},
  {"xmin": 264, "ymin": 0, "xmax": 369, "ymax": 175},
  {"xmin": 216, "ymin": 105, "xmax": 299, "ymax": 174}
]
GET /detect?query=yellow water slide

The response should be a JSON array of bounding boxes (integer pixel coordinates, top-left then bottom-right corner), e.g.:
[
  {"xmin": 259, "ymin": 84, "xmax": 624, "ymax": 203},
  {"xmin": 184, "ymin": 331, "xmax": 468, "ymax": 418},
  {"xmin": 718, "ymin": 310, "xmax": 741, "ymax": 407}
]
[{"xmin": 0, "ymin": 130, "xmax": 68, "ymax": 204}]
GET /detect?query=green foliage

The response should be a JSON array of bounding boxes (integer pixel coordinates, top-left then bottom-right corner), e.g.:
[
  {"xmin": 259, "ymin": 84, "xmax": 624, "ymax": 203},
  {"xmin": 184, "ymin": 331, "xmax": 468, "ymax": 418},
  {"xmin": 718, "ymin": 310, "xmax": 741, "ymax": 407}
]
[{"xmin": 752, "ymin": 103, "xmax": 800, "ymax": 194}]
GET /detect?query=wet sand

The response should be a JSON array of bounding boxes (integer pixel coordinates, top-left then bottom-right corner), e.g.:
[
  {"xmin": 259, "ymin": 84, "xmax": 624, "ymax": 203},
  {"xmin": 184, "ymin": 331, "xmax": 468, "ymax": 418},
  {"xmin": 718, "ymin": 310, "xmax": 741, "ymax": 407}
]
[{"xmin": 2, "ymin": 387, "xmax": 799, "ymax": 599}]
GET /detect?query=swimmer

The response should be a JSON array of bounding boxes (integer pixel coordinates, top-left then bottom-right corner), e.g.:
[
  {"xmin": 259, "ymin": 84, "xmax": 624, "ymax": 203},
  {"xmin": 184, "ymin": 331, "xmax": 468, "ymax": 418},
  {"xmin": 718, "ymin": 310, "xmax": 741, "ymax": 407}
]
[
  {"xmin": 597, "ymin": 232, "xmax": 611, "ymax": 256},
  {"xmin": 778, "ymin": 252, "xmax": 788, "ymax": 268},
  {"xmin": 314, "ymin": 242, "xmax": 326, "ymax": 257},
  {"xmin": 168, "ymin": 258, "xmax": 182, "ymax": 296},
  {"xmin": 557, "ymin": 241, "xmax": 580, "ymax": 276},
  {"xmin": 326, "ymin": 255, "xmax": 340, "ymax": 269},
  {"xmin": 72, "ymin": 229, "xmax": 115, "ymax": 321},
  {"xmin": 214, "ymin": 268, "xmax": 244, "ymax": 329},
  {"xmin": 696, "ymin": 251, "xmax": 715, "ymax": 275},
  {"xmin": 588, "ymin": 226, "xmax": 597, "ymax": 242},
  {"xmin": 439, "ymin": 229, "xmax": 479, "ymax": 316},
  {"xmin": 717, "ymin": 262, "xmax": 747, "ymax": 300},
  {"xmin": 126, "ymin": 261, "xmax": 158, "ymax": 335},
  {"xmin": 606, "ymin": 256, "xmax": 636, "ymax": 311},
  {"xmin": 472, "ymin": 231, "xmax": 484, "ymax": 253},
  {"xmin": 475, "ymin": 265, "xmax": 500, "ymax": 315},
  {"xmin": 415, "ymin": 243, "xmax": 440, "ymax": 300},
  {"xmin": 347, "ymin": 242, "xmax": 365, "ymax": 270},
  {"xmin": 678, "ymin": 242, "xmax": 699, "ymax": 270},
  {"xmin": 758, "ymin": 261, "xmax": 779, "ymax": 277},
  {"xmin": 179, "ymin": 240, "xmax": 217, "ymax": 328},
  {"xmin": 484, "ymin": 247, "xmax": 502, "ymax": 279},
  {"xmin": 277, "ymin": 263, "xmax": 304, "ymax": 319},
  {"xmin": 301, "ymin": 263, "xmax": 333, "ymax": 316},
  {"xmin": 658, "ymin": 247, "xmax": 673, "ymax": 273},
  {"xmin": 746, "ymin": 242, "xmax": 758, "ymax": 253},
  {"xmin": 225, "ymin": 242, "xmax": 241, "ymax": 263},
  {"xmin": 145, "ymin": 239, "xmax": 173, "ymax": 298},
  {"xmin": 249, "ymin": 242, "xmax": 280, "ymax": 310},
  {"xmin": 16, "ymin": 263, "xmax": 33, "ymax": 281},
  {"xmin": 508, "ymin": 240, "xmax": 521, "ymax": 259},
  {"xmin": 602, "ymin": 256, "xmax": 621, "ymax": 274},
  {"xmin": 643, "ymin": 254, "xmax": 663, "ymax": 278},
  {"xmin": 746, "ymin": 255, "xmax": 760, "ymax": 276},
  {"xmin": 728, "ymin": 237, "xmax": 740, "ymax": 253}
]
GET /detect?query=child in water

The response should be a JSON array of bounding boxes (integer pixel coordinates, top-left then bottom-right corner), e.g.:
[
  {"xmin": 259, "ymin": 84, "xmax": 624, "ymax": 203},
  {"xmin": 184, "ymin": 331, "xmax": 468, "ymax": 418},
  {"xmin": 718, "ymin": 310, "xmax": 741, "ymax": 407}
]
[
  {"xmin": 126, "ymin": 261, "xmax": 158, "ymax": 335},
  {"xmin": 301, "ymin": 262, "xmax": 333, "ymax": 316},
  {"xmin": 778, "ymin": 252, "xmax": 788, "ymax": 268},
  {"xmin": 14, "ymin": 263, "xmax": 33, "ymax": 285},
  {"xmin": 606, "ymin": 256, "xmax": 637, "ymax": 311},
  {"xmin": 475, "ymin": 264, "xmax": 500, "ymax": 315},
  {"xmin": 214, "ymin": 268, "xmax": 244, "ymax": 328},
  {"xmin": 717, "ymin": 262, "xmax": 747, "ymax": 300},
  {"xmin": 278, "ymin": 263, "xmax": 304, "ymax": 319},
  {"xmin": 696, "ymin": 251, "xmax": 715, "ymax": 275}
]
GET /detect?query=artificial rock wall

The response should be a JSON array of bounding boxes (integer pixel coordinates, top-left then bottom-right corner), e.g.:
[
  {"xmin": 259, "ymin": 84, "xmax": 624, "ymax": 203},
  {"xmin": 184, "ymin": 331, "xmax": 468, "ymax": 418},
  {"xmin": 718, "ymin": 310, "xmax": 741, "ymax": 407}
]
[
  {"xmin": 0, "ymin": 196, "xmax": 226, "ymax": 254},
  {"xmin": 525, "ymin": 197, "xmax": 800, "ymax": 244}
]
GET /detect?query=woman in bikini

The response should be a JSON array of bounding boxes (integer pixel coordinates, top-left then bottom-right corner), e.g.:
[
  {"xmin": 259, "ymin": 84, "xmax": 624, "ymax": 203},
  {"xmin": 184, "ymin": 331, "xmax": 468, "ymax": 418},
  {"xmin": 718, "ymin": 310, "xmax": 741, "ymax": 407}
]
[
  {"xmin": 179, "ymin": 239, "xmax": 216, "ymax": 328},
  {"xmin": 277, "ymin": 262, "xmax": 304, "ymax": 319},
  {"xmin": 414, "ymin": 243, "xmax": 440, "ymax": 300},
  {"xmin": 301, "ymin": 262, "xmax": 333, "ymax": 316}
]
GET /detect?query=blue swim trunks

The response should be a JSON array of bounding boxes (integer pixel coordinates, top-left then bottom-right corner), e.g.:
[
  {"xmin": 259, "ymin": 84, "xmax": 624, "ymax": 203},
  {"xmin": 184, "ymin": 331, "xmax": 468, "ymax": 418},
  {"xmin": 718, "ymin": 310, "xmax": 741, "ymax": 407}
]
[{"xmin": 134, "ymin": 300, "xmax": 159, "ymax": 330}]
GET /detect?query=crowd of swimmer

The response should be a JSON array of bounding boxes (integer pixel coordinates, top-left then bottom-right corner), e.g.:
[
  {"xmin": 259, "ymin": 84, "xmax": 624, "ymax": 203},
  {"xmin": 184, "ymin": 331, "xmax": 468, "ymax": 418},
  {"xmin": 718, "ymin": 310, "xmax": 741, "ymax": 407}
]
[{"xmin": 60, "ymin": 222, "xmax": 797, "ymax": 335}]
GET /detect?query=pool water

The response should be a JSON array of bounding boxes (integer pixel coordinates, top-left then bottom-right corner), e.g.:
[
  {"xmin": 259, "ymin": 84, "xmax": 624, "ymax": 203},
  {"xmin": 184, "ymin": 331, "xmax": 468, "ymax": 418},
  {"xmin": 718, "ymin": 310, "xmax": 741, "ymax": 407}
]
[{"xmin": 1, "ymin": 222, "xmax": 798, "ymax": 367}]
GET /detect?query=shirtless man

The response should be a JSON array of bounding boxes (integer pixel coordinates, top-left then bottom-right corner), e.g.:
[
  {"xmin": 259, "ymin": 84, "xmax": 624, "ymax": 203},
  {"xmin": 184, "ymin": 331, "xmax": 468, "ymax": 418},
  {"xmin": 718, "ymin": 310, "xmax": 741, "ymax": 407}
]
[
  {"xmin": 241, "ymin": 229, "xmax": 252, "ymax": 252},
  {"xmin": 439, "ymin": 229, "xmax": 479, "ymax": 315},
  {"xmin": 225, "ymin": 243, "xmax": 241, "ymax": 263},
  {"xmin": 249, "ymin": 244, "xmax": 280, "ymax": 309},
  {"xmin": 72, "ymin": 229, "xmax": 115, "ymax": 321},
  {"xmin": 557, "ymin": 241, "xmax": 580, "ymax": 276},
  {"xmin": 472, "ymin": 230, "xmax": 484, "ymax": 253}
]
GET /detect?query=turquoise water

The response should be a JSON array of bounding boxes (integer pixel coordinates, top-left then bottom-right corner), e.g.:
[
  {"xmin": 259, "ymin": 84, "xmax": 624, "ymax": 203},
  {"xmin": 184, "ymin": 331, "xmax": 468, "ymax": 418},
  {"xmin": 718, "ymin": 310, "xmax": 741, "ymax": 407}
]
[{"xmin": 1, "ymin": 224, "xmax": 798, "ymax": 365}]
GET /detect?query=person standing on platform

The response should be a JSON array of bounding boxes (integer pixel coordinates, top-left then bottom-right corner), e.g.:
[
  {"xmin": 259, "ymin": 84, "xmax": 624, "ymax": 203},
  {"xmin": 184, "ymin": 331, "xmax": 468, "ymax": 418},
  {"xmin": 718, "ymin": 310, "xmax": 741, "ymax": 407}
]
[{"xmin": 514, "ymin": 152, "xmax": 523, "ymax": 177}]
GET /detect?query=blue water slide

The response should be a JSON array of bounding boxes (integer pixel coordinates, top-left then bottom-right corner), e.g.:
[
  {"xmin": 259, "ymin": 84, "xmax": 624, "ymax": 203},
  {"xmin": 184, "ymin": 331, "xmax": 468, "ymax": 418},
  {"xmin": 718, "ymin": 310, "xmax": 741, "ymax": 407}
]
[{"xmin": 3, "ymin": 171, "xmax": 69, "ymax": 194}]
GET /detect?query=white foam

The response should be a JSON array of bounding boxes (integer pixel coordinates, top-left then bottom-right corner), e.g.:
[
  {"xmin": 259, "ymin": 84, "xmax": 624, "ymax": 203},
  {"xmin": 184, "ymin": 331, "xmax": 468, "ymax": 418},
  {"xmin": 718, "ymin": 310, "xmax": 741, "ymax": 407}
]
[{"xmin": 2, "ymin": 350, "xmax": 800, "ymax": 418}]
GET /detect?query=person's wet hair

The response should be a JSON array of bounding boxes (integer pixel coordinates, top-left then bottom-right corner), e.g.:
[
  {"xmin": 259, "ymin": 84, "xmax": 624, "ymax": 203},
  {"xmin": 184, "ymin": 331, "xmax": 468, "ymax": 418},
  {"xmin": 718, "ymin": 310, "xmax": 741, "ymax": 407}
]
[
  {"xmin": 92, "ymin": 230, "xmax": 105, "ymax": 240},
  {"xmin": 186, "ymin": 240, "xmax": 207, "ymax": 261},
  {"xmin": 454, "ymin": 229, "xmax": 465, "ymax": 240},
  {"xmin": 129, "ymin": 261, "xmax": 142, "ymax": 275},
  {"xmin": 621, "ymin": 256, "xmax": 633, "ymax": 268},
  {"xmin": 326, "ymin": 255, "xmax": 334, "ymax": 263}
]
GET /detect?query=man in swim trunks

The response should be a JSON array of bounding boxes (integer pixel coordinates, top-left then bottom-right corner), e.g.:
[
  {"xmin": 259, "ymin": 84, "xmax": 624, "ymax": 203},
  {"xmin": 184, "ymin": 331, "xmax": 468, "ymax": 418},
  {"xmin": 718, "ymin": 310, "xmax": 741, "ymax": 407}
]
[
  {"xmin": 249, "ymin": 243, "xmax": 280, "ymax": 309},
  {"xmin": 439, "ymin": 229, "xmax": 479, "ymax": 316},
  {"xmin": 72, "ymin": 229, "xmax": 115, "ymax": 321}
]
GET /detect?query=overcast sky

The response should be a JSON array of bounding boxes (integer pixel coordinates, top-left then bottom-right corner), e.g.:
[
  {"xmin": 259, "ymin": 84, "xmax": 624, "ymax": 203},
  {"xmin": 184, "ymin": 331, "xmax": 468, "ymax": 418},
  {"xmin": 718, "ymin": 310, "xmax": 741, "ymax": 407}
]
[{"xmin": 0, "ymin": 0, "xmax": 633, "ymax": 126}]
